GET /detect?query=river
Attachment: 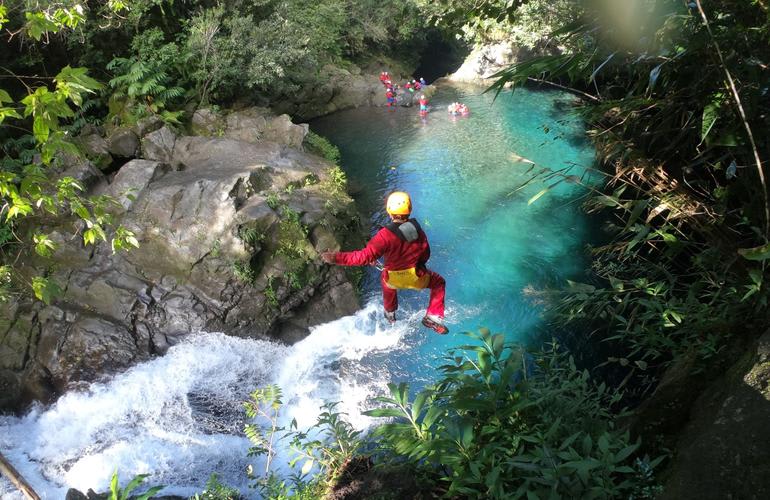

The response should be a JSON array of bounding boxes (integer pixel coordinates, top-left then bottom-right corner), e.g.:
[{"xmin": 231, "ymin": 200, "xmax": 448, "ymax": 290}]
[{"xmin": 0, "ymin": 82, "xmax": 596, "ymax": 498}]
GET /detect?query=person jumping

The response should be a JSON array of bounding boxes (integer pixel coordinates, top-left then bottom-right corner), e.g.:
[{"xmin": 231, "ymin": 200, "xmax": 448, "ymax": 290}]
[{"xmin": 321, "ymin": 191, "xmax": 448, "ymax": 334}]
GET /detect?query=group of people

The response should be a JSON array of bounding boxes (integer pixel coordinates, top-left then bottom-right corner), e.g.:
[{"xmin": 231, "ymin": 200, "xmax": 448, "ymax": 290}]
[
  {"xmin": 380, "ymin": 72, "xmax": 429, "ymax": 112},
  {"xmin": 447, "ymin": 102, "xmax": 470, "ymax": 116},
  {"xmin": 379, "ymin": 72, "xmax": 470, "ymax": 118}
]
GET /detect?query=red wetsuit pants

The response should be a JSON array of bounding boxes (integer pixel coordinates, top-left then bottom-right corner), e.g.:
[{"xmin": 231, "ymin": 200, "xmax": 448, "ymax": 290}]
[{"xmin": 381, "ymin": 269, "xmax": 445, "ymax": 318}]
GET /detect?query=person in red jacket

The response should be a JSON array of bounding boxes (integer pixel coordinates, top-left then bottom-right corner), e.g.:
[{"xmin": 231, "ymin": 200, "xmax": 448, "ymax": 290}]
[{"xmin": 321, "ymin": 191, "xmax": 448, "ymax": 334}]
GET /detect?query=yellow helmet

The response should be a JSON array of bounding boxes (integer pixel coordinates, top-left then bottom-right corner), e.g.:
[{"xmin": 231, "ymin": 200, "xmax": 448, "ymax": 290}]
[{"xmin": 386, "ymin": 191, "xmax": 412, "ymax": 216}]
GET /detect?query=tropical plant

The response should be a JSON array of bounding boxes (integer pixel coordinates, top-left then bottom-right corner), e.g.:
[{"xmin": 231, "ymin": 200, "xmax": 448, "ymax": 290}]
[
  {"xmin": 1, "ymin": 5, "xmax": 140, "ymax": 303},
  {"xmin": 365, "ymin": 329, "xmax": 663, "ymax": 498},
  {"xmin": 190, "ymin": 473, "xmax": 242, "ymax": 500},
  {"xmin": 108, "ymin": 470, "xmax": 164, "ymax": 500},
  {"xmin": 243, "ymin": 385, "xmax": 363, "ymax": 498},
  {"xmin": 472, "ymin": 0, "xmax": 770, "ymax": 395}
]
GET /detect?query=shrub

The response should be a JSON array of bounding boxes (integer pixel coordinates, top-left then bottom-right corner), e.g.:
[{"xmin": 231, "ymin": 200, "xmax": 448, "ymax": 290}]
[{"xmin": 364, "ymin": 329, "xmax": 663, "ymax": 498}]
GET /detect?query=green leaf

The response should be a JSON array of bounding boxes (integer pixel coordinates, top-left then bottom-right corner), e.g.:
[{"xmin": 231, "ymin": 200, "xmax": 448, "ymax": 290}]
[
  {"xmin": 25, "ymin": 12, "xmax": 59, "ymax": 41},
  {"xmin": 363, "ymin": 408, "xmax": 405, "ymax": 418},
  {"xmin": 701, "ymin": 93, "xmax": 724, "ymax": 142},
  {"xmin": 110, "ymin": 470, "xmax": 119, "ymax": 499},
  {"xmin": 122, "ymin": 474, "xmax": 150, "ymax": 498},
  {"xmin": 738, "ymin": 243, "xmax": 770, "ymax": 261},
  {"xmin": 33, "ymin": 116, "xmax": 50, "ymax": 142},
  {"xmin": 0, "ymin": 5, "xmax": 8, "ymax": 30},
  {"xmin": 528, "ymin": 187, "xmax": 550, "ymax": 205},
  {"xmin": 135, "ymin": 486, "xmax": 164, "ymax": 500},
  {"xmin": 411, "ymin": 392, "xmax": 427, "ymax": 421},
  {"xmin": 301, "ymin": 459, "xmax": 314, "ymax": 475}
]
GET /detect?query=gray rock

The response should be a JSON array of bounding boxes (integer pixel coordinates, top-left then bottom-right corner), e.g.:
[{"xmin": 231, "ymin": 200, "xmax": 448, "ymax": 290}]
[
  {"xmin": 107, "ymin": 159, "xmax": 167, "ymax": 211},
  {"xmin": 0, "ymin": 369, "xmax": 22, "ymax": 410},
  {"xmin": 141, "ymin": 126, "xmax": 177, "ymax": 163},
  {"xmin": 59, "ymin": 160, "xmax": 105, "ymax": 191},
  {"xmin": 107, "ymin": 127, "xmax": 140, "ymax": 157},
  {"xmin": 133, "ymin": 116, "xmax": 165, "ymax": 137},
  {"xmin": 190, "ymin": 108, "xmax": 225, "ymax": 136},
  {"xmin": 0, "ymin": 128, "xmax": 362, "ymax": 413},
  {"xmin": 36, "ymin": 315, "xmax": 140, "ymax": 392},
  {"xmin": 263, "ymin": 114, "xmax": 309, "ymax": 148},
  {"xmin": 77, "ymin": 132, "xmax": 112, "ymax": 170},
  {"xmin": 224, "ymin": 107, "xmax": 269, "ymax": 143}
]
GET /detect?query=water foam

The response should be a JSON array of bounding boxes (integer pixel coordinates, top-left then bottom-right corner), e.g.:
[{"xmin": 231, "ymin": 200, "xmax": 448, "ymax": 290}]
[{"xmin": 0, "ymin": 302, "xmax": 409, "ymax": 498}]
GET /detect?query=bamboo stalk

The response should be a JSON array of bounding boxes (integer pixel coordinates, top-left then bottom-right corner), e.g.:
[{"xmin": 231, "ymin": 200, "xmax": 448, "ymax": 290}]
[{"xmin": 0, "ymin": 452, "xmax": 40, "ymax": 500}]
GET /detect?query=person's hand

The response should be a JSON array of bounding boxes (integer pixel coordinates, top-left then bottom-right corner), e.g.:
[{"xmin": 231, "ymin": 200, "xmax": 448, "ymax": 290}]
[{"xmin": 320, "ymin": 251, "xmax": 337, "ymax": 264}]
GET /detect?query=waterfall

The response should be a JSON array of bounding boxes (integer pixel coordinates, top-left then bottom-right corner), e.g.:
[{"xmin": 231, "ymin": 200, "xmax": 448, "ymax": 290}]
[{"xmin": 0, "ymin": 302, "xmax": 418, "ymax": 498}]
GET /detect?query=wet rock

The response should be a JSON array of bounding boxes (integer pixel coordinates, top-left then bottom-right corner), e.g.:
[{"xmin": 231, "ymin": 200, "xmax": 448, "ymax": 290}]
[
  {"xmin": 36, "ymin": 315, "xmax": 140, "ymax": 391},
  {"xmin": 107, "ymin": 127, "xmax": 140, "ymax": 157},
  {"xmin": 1, "ymin": 126, "xmax": 361, "ymax": 413},
  {"xmin": 0, "ymin": 370, "xmax": 21, "ymax": 409}
]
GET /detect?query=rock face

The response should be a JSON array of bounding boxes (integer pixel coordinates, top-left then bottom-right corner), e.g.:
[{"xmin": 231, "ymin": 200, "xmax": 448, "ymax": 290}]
[
  {"xmin": 272, "ymin": 60, "xmax": 416, "ymax": 120},
  {"xmin": 0, "ymin": 107, "xmax": 361, "ymax": 412},
  {"xmin": 658, "ymin": 330, "xmax": 770, "ymax": 499},
  {"xmin": 448, "ymin": 41, "xmax": 550, "ymax": 83}
]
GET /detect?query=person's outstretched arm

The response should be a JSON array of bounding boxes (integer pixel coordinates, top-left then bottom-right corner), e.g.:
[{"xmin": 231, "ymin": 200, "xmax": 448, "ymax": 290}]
[{"xmin": 321, "ymin": 230, "xmax": 388, "ymax": 266}]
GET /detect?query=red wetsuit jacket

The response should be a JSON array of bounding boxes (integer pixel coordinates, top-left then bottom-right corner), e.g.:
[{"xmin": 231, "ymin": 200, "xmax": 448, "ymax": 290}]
[{"xmin": 334, "ymin": 219, "xmax": 430, "ymax": 275}]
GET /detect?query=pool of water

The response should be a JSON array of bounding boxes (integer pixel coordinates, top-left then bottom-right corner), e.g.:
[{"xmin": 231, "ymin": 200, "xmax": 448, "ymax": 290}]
[{"xmin": 312, "ymin": 82, "xmax": 597, "ymax": 367}]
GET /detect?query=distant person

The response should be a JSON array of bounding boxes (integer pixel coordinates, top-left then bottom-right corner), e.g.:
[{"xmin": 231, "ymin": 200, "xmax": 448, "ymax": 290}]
[
  {"xmin": 386, "ymin": 88, "xmax": 396, "ymax": 108},
  {"xmin": 321, "ymin": 191, "xmax": 448, "ymax": 334},
  {"xmin": 413, "ymin": 79, "xmax": 421, "ymax": 91},
  {"xmin": 419, "ymin": 94, "xmax": 429, "ymax": 116},
  {"xmin": 419, "ymin": 77, "xmax": 427, "ymax": 87}
]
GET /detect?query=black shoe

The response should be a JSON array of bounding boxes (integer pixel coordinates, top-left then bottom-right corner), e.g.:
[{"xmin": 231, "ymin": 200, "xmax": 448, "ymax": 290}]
[
  {"xmin": 422, "ymin": 316, "xmax": 448, "ymax": 335},
  {"xmin": 384, "ymin": 310, "xmax": 396, "ymax": 324}
]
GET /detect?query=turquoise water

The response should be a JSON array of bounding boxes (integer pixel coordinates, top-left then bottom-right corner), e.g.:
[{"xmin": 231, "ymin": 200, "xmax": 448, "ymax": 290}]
[{"xmin": 312, "ymin": 82, "xmax": 597, "ymax": 372}]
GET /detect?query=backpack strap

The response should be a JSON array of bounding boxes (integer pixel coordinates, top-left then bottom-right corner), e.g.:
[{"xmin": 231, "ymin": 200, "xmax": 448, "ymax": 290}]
[{"xmin": 384, "ymin": 218, "xmax": 422, "ymax": 242}]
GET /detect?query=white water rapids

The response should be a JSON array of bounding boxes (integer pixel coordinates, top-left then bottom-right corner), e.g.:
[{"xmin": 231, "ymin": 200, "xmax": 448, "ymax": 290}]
[{"xmin": 0, "ymin": 303, "xmax": 430, "ymax": 499}]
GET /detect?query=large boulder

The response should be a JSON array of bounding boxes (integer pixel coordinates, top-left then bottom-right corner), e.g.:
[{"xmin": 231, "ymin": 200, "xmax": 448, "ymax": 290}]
[
  {"xmin": 77, "ymin": 130, "xmax": 112, "ymax": 170},
  {"xmin": 223, "ymin": 107, "xmax": 308, "ymax": 148},
  {"xmin": 104, "ymin": 159, "xmax": 167, "ymax": 210},
  {"xmin": 107, "ymin": 127, "xmax": 140, "ymax": 157},
  {"xmin": 141, "ymin": 125, "xmax": 177, "ymax": 163},
  {"xmin": 190, "ymin": 108, "xmax": 225, "ymax": 136},
  {"xmin": 0, "ymin": 130, "xmax": 361, "ymax": 411}
]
